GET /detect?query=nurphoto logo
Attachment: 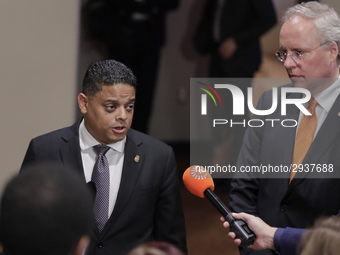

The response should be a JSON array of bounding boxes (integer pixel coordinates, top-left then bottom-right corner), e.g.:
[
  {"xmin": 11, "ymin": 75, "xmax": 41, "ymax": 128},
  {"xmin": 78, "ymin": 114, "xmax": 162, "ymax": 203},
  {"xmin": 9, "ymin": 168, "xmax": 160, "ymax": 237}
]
[
  {"xmin": 198, "ymin": 82, "xmax": 312, "ymax": 116},
  {"xmin": 195, "ymin": 81, "xmax": 312, "ymax": 128}
]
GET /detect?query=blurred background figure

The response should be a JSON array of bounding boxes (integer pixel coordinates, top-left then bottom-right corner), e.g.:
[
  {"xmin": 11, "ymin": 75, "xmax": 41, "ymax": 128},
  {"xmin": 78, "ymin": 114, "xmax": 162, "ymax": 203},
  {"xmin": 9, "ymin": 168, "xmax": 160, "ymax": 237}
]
[
  {"xmin": 127, "ymin": 241, "xmax": 185, "ymax": 255},
  {"xmin": 81, "ymin": 0, "xmax": 179, "ymax": 134},
  {"xmin": 192, "ymin": 0, "xmax": 277, "ymax": 190},
  {"xmin": 193, "ymin": 0, "xmax": 277, "ymax": 79},
  {"xmin": 0, "ymin": 163, "xmax": 93, "ymax": 255}
]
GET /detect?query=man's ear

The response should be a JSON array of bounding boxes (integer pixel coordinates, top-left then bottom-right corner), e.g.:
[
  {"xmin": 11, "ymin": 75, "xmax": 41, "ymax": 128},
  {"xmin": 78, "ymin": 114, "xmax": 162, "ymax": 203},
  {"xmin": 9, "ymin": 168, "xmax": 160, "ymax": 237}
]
[
  {"xmin": 78, "ymin": 93, "xmax": 88, "ymax": 114},
  {"xmin": 73, "ymin": 235, "xmax": 90, "ymax": 255},
  {"xmin": 329, "ymin": 41, "xmax": 339, "ymax": 63}
]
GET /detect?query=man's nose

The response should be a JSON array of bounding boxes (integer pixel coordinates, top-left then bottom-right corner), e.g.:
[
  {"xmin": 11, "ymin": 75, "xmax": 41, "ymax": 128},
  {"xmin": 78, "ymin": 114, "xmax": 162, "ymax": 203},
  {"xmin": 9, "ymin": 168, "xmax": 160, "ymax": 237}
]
[
  {"xmin": 284, "ymin": 53, "xmax": 298, "ymax": 69},
  {"xmin": 116, "ymin": 107, "xmax": 127, "ymax": 120}
]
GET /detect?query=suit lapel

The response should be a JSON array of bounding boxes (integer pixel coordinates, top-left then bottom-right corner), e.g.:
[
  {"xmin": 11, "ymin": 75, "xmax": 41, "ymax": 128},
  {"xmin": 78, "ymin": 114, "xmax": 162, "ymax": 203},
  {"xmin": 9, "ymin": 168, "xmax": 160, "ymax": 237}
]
[
  {"xmin": 101, "ymin": 130, "xmax": 143, "ymax": 235},
  {"xmin": 59, "ymin": 121, "xmax": 85, "ymax": 180},
  {"xmin": 280, "ymin": 92, "xmax": 301, "ymax": 172},
  {"xmin": 305, "ymin": 94, "xmax": 340, "ymax": 163}
]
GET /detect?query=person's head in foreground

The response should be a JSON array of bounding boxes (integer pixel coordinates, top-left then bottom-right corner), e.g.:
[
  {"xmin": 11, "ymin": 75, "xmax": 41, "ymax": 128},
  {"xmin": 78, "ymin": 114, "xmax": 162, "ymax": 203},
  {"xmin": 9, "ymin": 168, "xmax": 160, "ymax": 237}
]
[
  {"xmin": 0, "ymin": 163, "xmax": 93, "ymax": 255},
  {"xmin": 127, "ymin": 241, "xmax": 184, "ymax": 255},
  {"xmin": 298, "ymin": 216, "xmax": 340, "ymax": 255}
]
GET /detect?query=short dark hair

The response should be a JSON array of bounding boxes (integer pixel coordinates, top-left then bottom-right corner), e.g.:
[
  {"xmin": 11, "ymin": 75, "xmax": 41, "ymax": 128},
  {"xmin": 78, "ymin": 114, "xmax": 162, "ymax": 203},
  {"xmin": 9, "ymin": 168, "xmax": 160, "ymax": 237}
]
[
  {"xmin": 0, "ymin": 164, "xmax": 93, "ymax": 255},
  {"xmin": 82, "ymin": 59, "xmax": 137, "ymax": 98}
]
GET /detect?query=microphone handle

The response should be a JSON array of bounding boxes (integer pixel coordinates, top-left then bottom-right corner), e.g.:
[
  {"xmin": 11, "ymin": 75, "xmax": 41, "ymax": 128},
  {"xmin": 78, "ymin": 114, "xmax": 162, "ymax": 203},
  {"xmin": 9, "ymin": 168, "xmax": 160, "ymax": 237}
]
[
  {"xmin": 204, "ymin": 188, "xmax": 234, "ymax": 222},
  {"xmin": 203, "ymin": 188, "xmax": 256, "ymax": 246}
]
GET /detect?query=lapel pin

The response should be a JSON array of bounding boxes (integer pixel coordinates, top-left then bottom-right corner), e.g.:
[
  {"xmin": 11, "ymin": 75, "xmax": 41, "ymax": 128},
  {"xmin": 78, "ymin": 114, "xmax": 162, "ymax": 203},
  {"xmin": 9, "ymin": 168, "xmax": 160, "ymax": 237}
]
[{"xmin": 134, "ymin": 155, "xmax": 140, "ymax": 163}]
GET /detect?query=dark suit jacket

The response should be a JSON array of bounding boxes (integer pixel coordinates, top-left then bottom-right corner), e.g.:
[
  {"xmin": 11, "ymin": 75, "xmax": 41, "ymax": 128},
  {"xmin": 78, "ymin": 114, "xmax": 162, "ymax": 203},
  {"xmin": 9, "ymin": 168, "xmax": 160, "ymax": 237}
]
[
  {"xmin": 230, "ymin": 85, "xmax": 340, "ymax": 255},
  {"xmin": 193, "ymin": 0, "xmax": 277, "ymax": 77},
  {"xmin": 20, "ymin": 120, "xmax": 187, "ymax": 255}
]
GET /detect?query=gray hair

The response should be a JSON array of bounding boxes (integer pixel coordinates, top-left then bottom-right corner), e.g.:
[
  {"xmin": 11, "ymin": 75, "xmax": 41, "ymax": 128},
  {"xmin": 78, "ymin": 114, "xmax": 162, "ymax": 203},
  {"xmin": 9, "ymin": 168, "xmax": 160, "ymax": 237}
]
[{"xmin": 283, "ymin": 1, "xmax": 340, "ymax": 59}]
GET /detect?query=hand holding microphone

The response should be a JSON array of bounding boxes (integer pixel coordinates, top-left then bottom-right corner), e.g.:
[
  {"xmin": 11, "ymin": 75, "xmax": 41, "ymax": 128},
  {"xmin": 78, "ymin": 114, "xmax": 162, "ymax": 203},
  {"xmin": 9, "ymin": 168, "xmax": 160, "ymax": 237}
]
[
  {"xmin": 183, "ymin": 165, "xmax": 256, "ymax": 247},
  {"xmin": 221, "ymin": 213, "xmax": 277, "ymax": 251}
]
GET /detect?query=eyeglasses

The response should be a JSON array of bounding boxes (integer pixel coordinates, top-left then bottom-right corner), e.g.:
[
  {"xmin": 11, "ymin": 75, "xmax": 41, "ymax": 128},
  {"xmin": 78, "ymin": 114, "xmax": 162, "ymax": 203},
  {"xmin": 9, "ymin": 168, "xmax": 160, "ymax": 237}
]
[{"xmin": 275, "ymin": 44, "xmax": 327, "ymax": 64}]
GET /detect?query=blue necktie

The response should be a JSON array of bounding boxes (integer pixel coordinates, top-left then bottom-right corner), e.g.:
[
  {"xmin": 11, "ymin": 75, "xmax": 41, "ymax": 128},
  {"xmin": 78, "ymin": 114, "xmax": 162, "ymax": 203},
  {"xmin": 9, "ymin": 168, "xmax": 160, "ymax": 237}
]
[{"xmin": 91, "ymin": 145, "xmax": 110, "ymax": 232}]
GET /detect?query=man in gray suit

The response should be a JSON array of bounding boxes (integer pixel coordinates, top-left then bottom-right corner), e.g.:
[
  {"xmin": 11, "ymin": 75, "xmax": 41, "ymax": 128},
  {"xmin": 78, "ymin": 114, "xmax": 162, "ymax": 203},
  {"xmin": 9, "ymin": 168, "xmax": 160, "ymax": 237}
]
[
  {"xmin": 230, "ymin": 2, "xmax": 340, "ymax": 255},
  {"xmin": 20, "ymin": 59, "xmax": 187, "ymax": 255}
]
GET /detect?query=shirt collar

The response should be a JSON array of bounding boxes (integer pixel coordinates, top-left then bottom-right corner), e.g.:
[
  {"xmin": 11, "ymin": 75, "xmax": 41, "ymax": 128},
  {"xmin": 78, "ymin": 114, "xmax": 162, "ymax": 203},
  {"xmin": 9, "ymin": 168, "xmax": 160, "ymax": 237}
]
[
  {"xmin": 314, "ymin": 77, "xmax": 340, "ymax": 113},
  {"xmin": 79, "ymin": 119, "xmax": 126, "ymax": 153}
]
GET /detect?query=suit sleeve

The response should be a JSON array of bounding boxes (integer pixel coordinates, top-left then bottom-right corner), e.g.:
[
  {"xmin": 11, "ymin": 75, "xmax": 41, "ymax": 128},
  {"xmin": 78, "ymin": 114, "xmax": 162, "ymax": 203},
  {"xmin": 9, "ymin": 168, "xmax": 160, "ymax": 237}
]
[
  {"xmin": 153, "ymin": 146, "xmax": 187, "ymax": 254},
  {"xmin": 229, "ymin": 93, "xmax": 267, "ymax": 215},
  {"xmin": 230, "ymin": 92, "xmax": 283, "ymax": 255}
]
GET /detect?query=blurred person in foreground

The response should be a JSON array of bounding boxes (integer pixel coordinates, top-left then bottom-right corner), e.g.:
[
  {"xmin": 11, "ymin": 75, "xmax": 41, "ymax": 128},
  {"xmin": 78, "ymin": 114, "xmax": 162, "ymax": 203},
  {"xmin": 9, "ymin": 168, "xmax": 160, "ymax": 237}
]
[
  {"xmin": 0, "ymin": 163, "xmax": 93, "ymax": 255},
  {"xmin": 298, "ymin": 216, "xmax": 340, "ymax": 255},
  {"xmin": 127, "ymin": 241, "xmax": 184, "ymax": 255}
]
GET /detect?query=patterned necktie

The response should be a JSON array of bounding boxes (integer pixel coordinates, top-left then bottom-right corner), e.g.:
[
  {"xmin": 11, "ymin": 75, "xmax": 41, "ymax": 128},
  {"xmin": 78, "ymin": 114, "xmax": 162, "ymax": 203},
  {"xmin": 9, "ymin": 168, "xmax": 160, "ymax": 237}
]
[
  {"xmin": 91, "ymin": 145, "xmax": 110, "ymax": 232},
  {"xmin": 290, "ymin": 97, "xmax": 318, "ymax": 183}
]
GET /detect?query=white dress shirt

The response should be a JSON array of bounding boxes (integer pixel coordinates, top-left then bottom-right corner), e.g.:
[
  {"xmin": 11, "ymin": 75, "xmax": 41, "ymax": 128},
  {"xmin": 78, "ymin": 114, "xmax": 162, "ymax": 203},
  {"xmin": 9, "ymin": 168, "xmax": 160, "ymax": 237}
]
[
  {"xmin": 297, "ymin": 77, "xmax": 340, "ymax": 139},
  {"xmin": 79, "ymin": 119, "xmax": 125, "ymax": 218}
]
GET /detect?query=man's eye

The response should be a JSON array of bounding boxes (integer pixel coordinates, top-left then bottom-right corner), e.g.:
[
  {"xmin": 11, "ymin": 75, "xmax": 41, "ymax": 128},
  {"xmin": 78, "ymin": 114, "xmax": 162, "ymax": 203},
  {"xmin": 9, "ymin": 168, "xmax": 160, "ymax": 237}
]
[
  {"xmin": 279, "ymin": 51, "xmax": 287, "ymax": 58},
  {"xmin": 294, "ymin": 51, "xmax": 303, "ymax": 57},
  {"xmin": 106, "ymin": 105, "xmax": 115, "ymax": 111},
  {"xmin": 127, "ymin": 104, "xmax": 134, "ymax": 111}
]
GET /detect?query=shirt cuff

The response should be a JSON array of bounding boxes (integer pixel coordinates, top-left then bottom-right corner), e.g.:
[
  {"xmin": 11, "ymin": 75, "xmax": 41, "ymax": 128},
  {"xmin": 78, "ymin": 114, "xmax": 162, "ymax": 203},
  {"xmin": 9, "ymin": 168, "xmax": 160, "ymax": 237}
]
[
  {"xmin": 273, "ymin": 228, "xmax": 284, "ymax": 253},
  {"xmin": 273, "ymin": 227, "xmax": 306, "ymax": 255}
]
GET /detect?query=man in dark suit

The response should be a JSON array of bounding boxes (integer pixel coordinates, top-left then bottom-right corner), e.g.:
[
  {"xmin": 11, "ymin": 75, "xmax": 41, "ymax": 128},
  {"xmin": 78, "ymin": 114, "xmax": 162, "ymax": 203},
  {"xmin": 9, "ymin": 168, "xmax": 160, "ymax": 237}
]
[
  {"xmin": 230, "ymin": 2, "xmax": 340, "ymax": 255},
  {"xmin": 20, "ymin": 60, "xmax": 187, "ymax": 255}
]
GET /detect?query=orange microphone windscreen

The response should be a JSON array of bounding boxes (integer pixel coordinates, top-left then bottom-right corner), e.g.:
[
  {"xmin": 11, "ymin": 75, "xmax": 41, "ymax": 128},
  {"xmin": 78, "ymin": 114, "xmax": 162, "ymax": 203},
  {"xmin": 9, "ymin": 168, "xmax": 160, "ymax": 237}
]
[{"xmin": 182, "ymin": 165, "xmax": 215, "ymax": 198}]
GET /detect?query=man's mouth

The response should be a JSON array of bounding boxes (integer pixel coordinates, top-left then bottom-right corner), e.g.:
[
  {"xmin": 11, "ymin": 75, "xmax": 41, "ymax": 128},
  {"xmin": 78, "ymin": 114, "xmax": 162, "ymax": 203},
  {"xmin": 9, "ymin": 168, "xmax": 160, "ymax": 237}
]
[
  {"xmin": 112, "ymin": 126, "xmax": 126, "ymax": 134},
  {"xmin": 289, "ymin": 73, "xmax": 304, "ymax": 79}
]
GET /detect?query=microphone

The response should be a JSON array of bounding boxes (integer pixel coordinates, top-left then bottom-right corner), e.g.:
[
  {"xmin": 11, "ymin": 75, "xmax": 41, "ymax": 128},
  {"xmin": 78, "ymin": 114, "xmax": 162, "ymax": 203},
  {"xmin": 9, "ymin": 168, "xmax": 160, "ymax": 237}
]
[{"xmin": 183, "ymin": 165, "xmax": 256, "ymax": 247}]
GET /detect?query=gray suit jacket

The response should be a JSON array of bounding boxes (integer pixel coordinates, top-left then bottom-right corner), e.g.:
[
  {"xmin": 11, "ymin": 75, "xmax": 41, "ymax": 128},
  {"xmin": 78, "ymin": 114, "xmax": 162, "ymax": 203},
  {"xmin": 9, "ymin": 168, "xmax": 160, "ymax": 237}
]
[
  {"xmin": 21, "ymin": 120, "xmax": 187, "ymax": 255},
  {"xmin": 230, "ymin": 85, "xmax": 340, "ymax": 255}
]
